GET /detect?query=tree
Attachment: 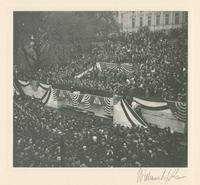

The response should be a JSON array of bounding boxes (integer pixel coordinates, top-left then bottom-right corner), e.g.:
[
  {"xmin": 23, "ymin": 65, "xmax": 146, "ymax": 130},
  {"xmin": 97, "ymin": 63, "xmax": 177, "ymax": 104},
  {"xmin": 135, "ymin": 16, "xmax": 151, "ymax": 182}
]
[
  {"xmin": 14, "ymin": 12, "xmax": 120, "ymax": 72},
  {"xmin": 14, "ymin": 12, "xmax": 50, "ymax": 72}
]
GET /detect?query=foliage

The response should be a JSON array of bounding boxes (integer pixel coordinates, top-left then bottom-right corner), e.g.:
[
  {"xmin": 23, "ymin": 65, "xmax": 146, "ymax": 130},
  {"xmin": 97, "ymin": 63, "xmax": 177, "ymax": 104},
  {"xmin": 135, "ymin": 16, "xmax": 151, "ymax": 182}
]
[{"xmin": 14, "ymin": 12, "xmax": 119, "ymax": 71}]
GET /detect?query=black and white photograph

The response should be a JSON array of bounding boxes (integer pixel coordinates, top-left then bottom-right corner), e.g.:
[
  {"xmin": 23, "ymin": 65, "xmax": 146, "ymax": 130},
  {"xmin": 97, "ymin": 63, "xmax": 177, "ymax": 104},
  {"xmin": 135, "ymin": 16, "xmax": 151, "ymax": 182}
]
[{"xmin": 13, "ymin": 11, "xmax": 188, "ymax": 167}]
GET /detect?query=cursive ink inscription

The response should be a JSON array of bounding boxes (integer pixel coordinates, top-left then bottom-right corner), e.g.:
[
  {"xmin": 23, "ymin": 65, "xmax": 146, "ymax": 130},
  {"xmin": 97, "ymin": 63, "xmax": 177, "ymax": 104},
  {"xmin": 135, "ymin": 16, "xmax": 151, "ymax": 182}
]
[{"xmin": 137, "ymin": 168, "xmax": 186, "ymax": 183}]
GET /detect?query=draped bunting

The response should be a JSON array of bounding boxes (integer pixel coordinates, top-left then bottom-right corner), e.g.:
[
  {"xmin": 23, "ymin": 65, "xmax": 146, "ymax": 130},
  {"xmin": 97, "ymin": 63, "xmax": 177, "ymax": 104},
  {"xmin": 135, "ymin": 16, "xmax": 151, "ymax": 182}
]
[
  {"xmin": 121, "ymin": 63, "xmax": 134, "ymax": 75},
  {"xmin": 39, "ymin": 83, "xmax": 51, "ymax": 90},
  {"xmin": 103, "ymin": 97, "xmax": 112, "ymax": 115},
  {"xmin": 41, "ymin": 86, "xmax": 52, "ymax": 105},
  {"xmin": 133, "ymin": 97, "xmax": 169, "ymax": 110},
  {"xmin": 81, "ymin": 94, "xmax": 92, "ymax": 110},
  {"xmin": 167, "ymin": 101, "xmax": 187, "ymax": 122},
  {"xmin": 72, "ymin": 62, "xmax": 137, "ymax": 80},
  {"xmin": 18, "ymin": 80, "xmax": 49, "ymax": 99},
  {"xmin": 113, "ymin": 97, "xmax": 147, "ymax": 128},
  {"xmin": 133, "ymin": 97, "xmax": 187, "ymax": 123},
  {"xmin": 18, "ymin": 80, "xmax": 30, "ymax": 87},
  {"xmin": 15, "ymin": 80, "xmax": 186, "ymax": 132},
  {"xmin": 132, "ymin": 97, "xmax": 187, "ymax": 133},
  {"xmin": 96, "ymin": 62, "xmax": 135, "ymax": 75},
  {"xmin": 17, "ymin": 80, "xmax": 113, "ymax": 118},
  {"xmin": 69, "ymin": 91, "xmax": 81, "ymax": 107},
  {"xmin": 98, "ymin": 97, "xmax": 113, "ymax": 115}
]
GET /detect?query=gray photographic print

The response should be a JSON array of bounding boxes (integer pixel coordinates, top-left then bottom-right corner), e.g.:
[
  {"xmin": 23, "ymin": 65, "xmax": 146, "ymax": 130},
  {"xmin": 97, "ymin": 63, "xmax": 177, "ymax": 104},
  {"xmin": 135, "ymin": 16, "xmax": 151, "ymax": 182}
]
[{"xmin": 13, "ymin": 11, "xmax": 188, "ymax": 167}]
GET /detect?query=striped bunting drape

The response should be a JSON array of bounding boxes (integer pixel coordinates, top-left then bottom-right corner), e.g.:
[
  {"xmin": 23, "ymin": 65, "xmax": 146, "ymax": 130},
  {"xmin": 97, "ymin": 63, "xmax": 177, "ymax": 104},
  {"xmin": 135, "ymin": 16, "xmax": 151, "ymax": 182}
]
[
  {"xmin": 113, "ymin": 97, "xmax": 147, "ymax": 128},
  {"xmin": 81, "ymin": 94, "xmax": 92, "ymax": 110},
  {"xmin": 99, "ymin": 62, "xmax": 118, "ymax": 71},
  {"xmin": 69, "ymin": 92, "xmax": 80, "ymax": 107},
  {"xmin": 103, "ymin": 97, "xmax": 113, "ymax": 115},
  {"xmin": 133, "ymin": 97, "xmax": 169, "ymax": 110},
  {"xmin": 17, "ymin": 80, "xmax": 50, "ymax": 99},
  {"xmin": 99, "ymin": 97, "xmax": 113, "ymax": 115},
  {"xmin": 97, "ymin": 62, "xmax": 134, "ymax": 75},
  {"xmin": 123, "ymin": 99, "xmax": 148, "ymax": 128},
  {"xmin": 121, "ymin": 63, "xmax": 134, "ymax": 75},
  {"xmin": 52, "ymin": 88, "xmax": 58, "ymax": 102},
  {"xmin": 39, "ymin": 83, "xmax": 51, "ymax": 90},
  {"xmin": 41, "ymin": 86, "xmax": 52, "ymax": 105},
  {"xmin": 18, "ymin": 80, "xmax": 30, "ymax": 87},
  {"xmin": 167, "ymin": 101, "xmax": 187, "ymax": 122}
]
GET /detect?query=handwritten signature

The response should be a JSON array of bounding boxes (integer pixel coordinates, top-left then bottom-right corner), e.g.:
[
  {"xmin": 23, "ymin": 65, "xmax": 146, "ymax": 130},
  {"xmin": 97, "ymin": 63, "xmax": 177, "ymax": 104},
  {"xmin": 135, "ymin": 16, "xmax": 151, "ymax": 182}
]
[{"xmin": 137, "ymin": 168, "xmax": 186, "ymax": 183}]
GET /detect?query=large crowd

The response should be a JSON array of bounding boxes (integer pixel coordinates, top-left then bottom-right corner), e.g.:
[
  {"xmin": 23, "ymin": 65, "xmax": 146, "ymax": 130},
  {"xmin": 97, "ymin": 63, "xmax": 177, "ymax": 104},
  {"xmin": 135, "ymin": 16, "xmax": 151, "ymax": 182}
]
[
  {"xmin": 15, "ymin": 27, "xmax": 187, "ymax": 101},
  {"xmin": 14, "ymin": 26, "xmax": 187, "ymax": 167},
  {"xmin": 14, "ymin": 95, "xmax": 187, "ymax": 167}
]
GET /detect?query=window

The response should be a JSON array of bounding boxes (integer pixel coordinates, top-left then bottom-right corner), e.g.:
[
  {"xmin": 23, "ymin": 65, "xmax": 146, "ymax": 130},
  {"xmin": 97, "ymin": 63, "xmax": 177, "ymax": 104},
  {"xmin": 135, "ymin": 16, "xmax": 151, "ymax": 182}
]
[
  {"xmin": 156, "ymin": 15, "xmax": 160, "ymax": 25},
  {"xmin": 132, "ymin": 17, "xmax": 135, "ymax": 28},
  {"xmin": 140, "ymin": 17, "xmax": 143, "ymax": 27},
  {"xmin": 165, "ymin": 14, "xmax": 169, "ymax": 25},
  {"xmin": 148, "ymin": 16, "xmax": 151, "ymax": 26},
  {"xmin": 175, "ymin": 13, "xmax": 180, "ymax": 24}
]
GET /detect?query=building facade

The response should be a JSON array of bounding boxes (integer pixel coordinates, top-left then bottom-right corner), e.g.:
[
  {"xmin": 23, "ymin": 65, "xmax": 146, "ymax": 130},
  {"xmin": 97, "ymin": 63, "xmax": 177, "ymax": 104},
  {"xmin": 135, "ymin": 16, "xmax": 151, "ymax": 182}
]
[{"xmin": 117, "ymin": 11, "xmax": 187, "ymax": 32}]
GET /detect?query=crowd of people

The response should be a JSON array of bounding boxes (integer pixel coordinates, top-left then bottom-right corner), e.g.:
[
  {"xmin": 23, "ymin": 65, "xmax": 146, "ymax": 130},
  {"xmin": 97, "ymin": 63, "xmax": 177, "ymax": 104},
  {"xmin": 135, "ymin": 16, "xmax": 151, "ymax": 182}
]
[
  {"xmin": 14, "ymin": 26, "xmax": 188, "ymax": 167},
  {"xmin": 15, "ymin": 27, "xmax": 187, "ymax": 101},
  {"xmin": 14, "ymin": 95, "xmax": 187, "ymax": 167}
]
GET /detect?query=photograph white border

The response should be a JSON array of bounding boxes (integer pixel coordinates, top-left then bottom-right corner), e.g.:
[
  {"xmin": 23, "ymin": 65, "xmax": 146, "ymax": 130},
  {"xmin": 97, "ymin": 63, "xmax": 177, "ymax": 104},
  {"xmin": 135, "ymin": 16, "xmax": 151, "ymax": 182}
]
[{"xmin": 0, "ymin": 0, "xmax": 199, "ymax": 185}]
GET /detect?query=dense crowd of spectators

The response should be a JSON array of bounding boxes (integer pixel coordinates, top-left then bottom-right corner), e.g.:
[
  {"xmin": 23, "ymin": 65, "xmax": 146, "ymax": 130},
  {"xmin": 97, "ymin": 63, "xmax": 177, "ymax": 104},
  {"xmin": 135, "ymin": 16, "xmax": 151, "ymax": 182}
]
[
  {"xmin": 14, "ymin": 95, "xmax": 187, "ymax": 167},
  {"xmin": 15, "ymin": 27, "xmax": 187, "ymax": 101},
  {"xmin": 14, "ymin": 27, "xmax": 187, "ymax": 167}
]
